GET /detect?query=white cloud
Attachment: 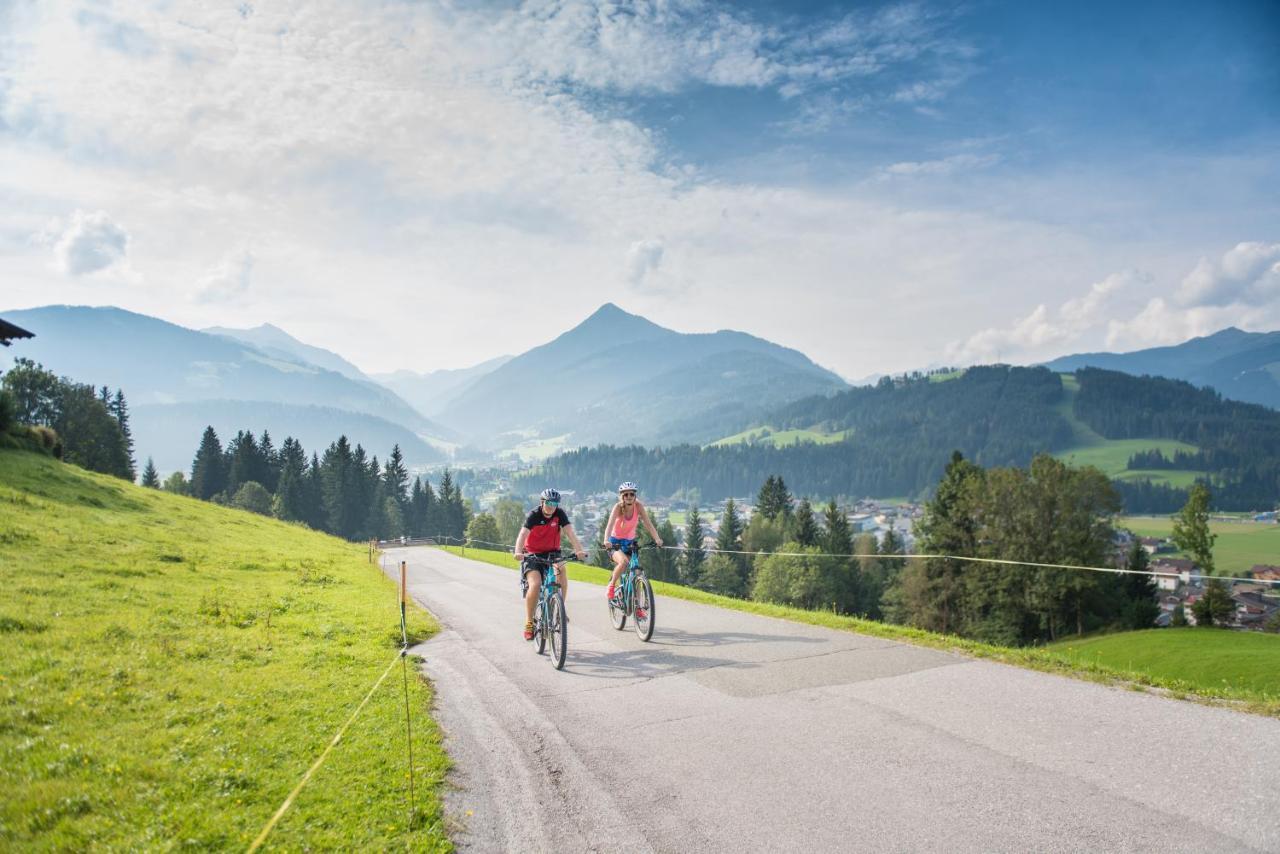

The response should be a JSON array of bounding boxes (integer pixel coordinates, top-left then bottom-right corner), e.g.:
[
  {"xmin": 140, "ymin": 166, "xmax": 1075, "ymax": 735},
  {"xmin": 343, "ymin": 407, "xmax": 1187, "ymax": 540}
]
[
  {"xmin": 624, "ymin": 239, "xmax": 665, "ymax": 288},
  {"xmin": 195, "ymin": 250, "xmax": 254, "ymax": 303},
  {"xmin": 879, "ymin": 153, "xmax": 999, "ymax": 179},
  {"xmin": 1105, "ymin": 242, "xmax": 1280, "ymax": 349},
  {"xmin": 52, "ymin": 209, "xmax": 130, "ymax": 276},
  {"xmin": 946, "ymin": 270, "xmax": 1145, "ymax": 363},
  {"xmin": 1174, "ymin": 241, "xmax": 1280, "ymax": 307}
]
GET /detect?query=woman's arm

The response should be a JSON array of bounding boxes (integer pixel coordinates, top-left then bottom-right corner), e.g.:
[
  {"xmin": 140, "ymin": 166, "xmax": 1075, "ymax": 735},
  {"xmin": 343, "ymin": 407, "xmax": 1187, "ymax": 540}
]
[{"xmin": 602, "ymin": 504, "xmax": 618, "ymax": 542}]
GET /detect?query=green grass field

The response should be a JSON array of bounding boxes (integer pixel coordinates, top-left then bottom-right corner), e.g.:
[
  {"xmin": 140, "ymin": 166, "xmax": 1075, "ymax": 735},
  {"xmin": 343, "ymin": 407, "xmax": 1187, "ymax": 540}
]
[
  {"xmin": 709, "ymin": 425, "xmax": 849, "ymax": 448},
  {"xmin": 442, "ymin": 546, "xmax": 1280, "ymax": 716},
  {"xmin": 1050, "ymin": 629, "xmax": 1280, "ymax": 695},
  {"xmin": 1052, "ymin": 374, "xmax": 1204, "ymax": 486},
  {"xmin": 0, "ymin": 450, "xmax": 449, "ymax": 851},
  {"xmin": 1119, "ymin": 515, "xmax": 1280, "ymax": 576}
]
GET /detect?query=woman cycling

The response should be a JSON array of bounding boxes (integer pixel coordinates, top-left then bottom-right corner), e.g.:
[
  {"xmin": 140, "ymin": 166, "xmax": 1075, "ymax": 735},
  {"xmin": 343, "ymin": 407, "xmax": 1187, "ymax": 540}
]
[{"xmin": 602, "ymin": 481, "xmax": 662, "ymax": 601}]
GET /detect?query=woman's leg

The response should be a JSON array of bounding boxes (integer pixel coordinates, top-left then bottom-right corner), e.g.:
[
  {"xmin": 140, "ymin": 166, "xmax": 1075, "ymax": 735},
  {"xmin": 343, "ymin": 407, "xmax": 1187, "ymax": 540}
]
[{"xmin": 609, "ymin": 548, "xmax": 627, "ymax": 590}]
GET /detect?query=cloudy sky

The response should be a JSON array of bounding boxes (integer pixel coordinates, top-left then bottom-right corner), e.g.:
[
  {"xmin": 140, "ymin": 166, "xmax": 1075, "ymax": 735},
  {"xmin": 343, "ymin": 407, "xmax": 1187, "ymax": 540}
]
[{"xmin": 2, "ymin": 0, "xmax": 1278, "ymax": 379}]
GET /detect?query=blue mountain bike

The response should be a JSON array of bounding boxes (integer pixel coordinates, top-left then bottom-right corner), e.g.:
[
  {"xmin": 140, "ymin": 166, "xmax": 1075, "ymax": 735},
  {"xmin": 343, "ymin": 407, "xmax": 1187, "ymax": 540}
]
[
  {"xmin": 522, "ymin": 553, "xmax": 568, "ymax": 669},
  {"xmin": 608, "ymin": 543, "xmax": 656, "ymax": 642}
]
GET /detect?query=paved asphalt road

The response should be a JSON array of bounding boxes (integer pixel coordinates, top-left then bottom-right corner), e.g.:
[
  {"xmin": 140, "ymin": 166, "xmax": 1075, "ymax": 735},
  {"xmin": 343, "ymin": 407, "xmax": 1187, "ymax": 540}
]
[{"xmin": 384, "ymin": 546, "xmax": 1280, "ymax": 853}]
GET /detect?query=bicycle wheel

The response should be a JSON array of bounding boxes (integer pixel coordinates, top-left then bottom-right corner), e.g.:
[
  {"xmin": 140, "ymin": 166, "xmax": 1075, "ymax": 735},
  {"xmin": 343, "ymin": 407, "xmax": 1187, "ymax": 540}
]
[
  {"xmin": 633, "ymin": 574, "xmax": 655, "ymax": 641},
  {"xmin": 534, "ymin": 597, "xmax": 548, "ymax": 655},
  {"xmin": 609, "ymin": 578, "xmax": 628, "ymax": 631},
  {"xmin": 549, "ymin": 592, "xmax": 567, "ymax": 670}
]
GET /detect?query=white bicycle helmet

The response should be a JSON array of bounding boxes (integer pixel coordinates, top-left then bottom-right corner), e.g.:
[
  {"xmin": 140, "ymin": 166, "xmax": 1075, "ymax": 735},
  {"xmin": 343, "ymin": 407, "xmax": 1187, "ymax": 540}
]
[
  {"xmin": 618, "ymin": 481, "xmax": 638, "ymax": 493},
  {"xmin": 540, "ymin": 487, "xmax": 562, "ymax": 502}
]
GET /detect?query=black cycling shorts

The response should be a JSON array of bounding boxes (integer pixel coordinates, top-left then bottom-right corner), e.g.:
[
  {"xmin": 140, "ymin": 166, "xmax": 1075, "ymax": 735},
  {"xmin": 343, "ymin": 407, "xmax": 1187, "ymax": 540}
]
[{"xmin": 520, "ymin": 551, "xmax": 562, "ymax": 596}]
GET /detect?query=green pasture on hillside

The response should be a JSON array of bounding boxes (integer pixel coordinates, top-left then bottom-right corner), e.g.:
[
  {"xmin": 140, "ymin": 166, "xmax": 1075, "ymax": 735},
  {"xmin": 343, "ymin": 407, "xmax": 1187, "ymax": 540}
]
[
  {"xmin": 1119, "ymin": 516, "xmax": 1280, "ymax": 576},
  {"xmin": 709, "ymin": 425, "xmax": 849, "ymax": 448},
  {"xmin": 0, "ymin": 450, "xmax": 449, "ymax": 851},
  {"xmin": 1052, "ymin": 374, "xmax": 1204, "ymax": 487},
  {"xmin": 440, "ymin": 546, "xmax": 1280, "ymax": 716}
]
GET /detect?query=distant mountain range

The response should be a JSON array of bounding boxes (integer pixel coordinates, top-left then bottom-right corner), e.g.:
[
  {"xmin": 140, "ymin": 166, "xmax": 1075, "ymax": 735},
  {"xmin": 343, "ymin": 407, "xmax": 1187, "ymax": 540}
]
[
  {"xmin": 204, "ymin": 322, "xmax": 370, "ymax": 382},
  {"xmin": 373, "ymin": 355, "xmax": 514, "ymax": 418},
  {"xmin": 2, "ymin": 306, "xmax": 449, "ymax": 472},
  {"xmin": 131, "ymin": 401, "xmax": 443, "ymax": 476},
  {"xmin": 1043, "ymin": 327, "xmax": 1280, "ymax": 410},
  {"xmin": 434, "ymin": 303, "xmax": 849, "ymax": 450}
]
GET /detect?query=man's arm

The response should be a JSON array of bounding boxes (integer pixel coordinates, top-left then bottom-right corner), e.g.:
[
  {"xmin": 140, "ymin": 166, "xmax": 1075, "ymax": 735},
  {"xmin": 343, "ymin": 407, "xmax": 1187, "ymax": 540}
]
[
  {"xmin": 562, "ymin": 524, "xmax": 587, "ymax": 559},
  {"xmin": 513, "ymin": 527, "xmax": 529, "ymax": 557}
]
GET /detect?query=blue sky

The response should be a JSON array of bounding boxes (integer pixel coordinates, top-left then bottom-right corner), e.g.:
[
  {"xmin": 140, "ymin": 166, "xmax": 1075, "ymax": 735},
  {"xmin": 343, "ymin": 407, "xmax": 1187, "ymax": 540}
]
[{"xmin": 1, "ymin": 0, "xmax": 1277, "ymax": 377}]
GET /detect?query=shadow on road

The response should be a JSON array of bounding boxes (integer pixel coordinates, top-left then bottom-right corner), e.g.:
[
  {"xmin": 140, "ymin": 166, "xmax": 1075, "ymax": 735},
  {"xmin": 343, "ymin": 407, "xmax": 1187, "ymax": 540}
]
[
  {"xmin": 645, "ymin": 626, "xmax": 828, "ymax": 649},
  {"xmin": 546, "ymin": 645, "xmax": 749, "ymax": 682}
]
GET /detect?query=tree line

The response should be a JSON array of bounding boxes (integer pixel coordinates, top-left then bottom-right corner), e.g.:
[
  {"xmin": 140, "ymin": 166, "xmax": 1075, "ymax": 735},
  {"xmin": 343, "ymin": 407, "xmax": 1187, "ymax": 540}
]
[
  {"xmin": 652, "ymin": 459, "xmax": 1168, "ymax": 647},
  {"xmin": 161, "ymin": 425, "xmax": 472, "ymax": 542},
  {"xmin": 521, "ymin": 366, "xmax": 1280, "ymax": 513},
  {"xmin": 1078, "ymin": 367, "xmax": 1280, "ymax": 512},
  {"xmin": 1, "ymin": 358, "xmax": 135, "ymax": 480}
]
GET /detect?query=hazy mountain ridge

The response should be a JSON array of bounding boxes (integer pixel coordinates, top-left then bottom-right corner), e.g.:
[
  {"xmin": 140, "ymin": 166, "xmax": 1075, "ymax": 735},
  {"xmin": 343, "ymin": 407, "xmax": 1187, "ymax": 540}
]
[
  {"xmin": 4, "ymin": 306, "xmax": 442, "ymax": 433},
  {"xmin": 203, "ymin": 322, "xmax": 370, "ymax": 382},
  {"xmin": 132, "ymin": 400, "xmax": 444, "ymax": 474},
  {"xmin": 437, "ymin": 303, "xmax": 848, "ymax": 448},
  {"xmin": 372, "ymin": 355, "xmax": 514, "ymax": 418},
  {"xmin": 1042, "ymin": 327, "xmax": 1280, "ymax": 410}
]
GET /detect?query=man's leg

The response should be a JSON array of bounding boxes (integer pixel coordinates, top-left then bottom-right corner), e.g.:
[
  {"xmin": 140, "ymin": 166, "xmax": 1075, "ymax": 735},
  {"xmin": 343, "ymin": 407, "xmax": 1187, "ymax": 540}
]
[{"xmin": 524, "ymin": 570, "xmax": 541, "ymax": 631}]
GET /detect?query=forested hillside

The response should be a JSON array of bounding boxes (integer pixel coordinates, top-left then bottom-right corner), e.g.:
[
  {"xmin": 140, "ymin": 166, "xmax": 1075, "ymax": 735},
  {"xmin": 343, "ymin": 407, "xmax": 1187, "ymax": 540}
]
[{"xmin": 524, "ymin": 366, "xmax": 1280, "ymax": 511}]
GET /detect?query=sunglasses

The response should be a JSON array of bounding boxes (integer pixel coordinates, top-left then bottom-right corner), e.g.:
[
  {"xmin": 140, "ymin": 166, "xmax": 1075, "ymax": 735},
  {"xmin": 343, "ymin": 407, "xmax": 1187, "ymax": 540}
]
[
  {"xmin": 543, "ymin": 500, "xmax": 560, "ymax": 507},
  {"xmin": 620, "ymin": 492, "xmax": 636, "ymax": 498}
]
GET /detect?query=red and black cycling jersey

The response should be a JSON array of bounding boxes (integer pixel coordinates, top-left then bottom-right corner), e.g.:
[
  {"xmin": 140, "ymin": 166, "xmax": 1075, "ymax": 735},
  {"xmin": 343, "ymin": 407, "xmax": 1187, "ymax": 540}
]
[{"xmin": 523, "ymin": 507, "xmax": 571, "ymax": 553}]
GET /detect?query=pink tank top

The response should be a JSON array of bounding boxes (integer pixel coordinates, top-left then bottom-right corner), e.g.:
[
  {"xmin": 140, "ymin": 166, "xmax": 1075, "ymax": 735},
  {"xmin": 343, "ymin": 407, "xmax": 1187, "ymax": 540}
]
[{"xmin": 612, "ymin": 506, "xmax": 640, "ymax": 539}]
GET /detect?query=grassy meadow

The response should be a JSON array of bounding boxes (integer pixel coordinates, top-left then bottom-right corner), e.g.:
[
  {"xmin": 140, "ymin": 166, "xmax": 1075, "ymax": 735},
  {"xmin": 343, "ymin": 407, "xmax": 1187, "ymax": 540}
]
[
  {"xmin": 709, "ymin": 425, "xmax": 849, "ymax": 448},
  {"xmin": 1052, "ymin": 374, "xmax": 1204, "ymax": 487},
  {"xmin": 1119, "ymin": 516, "xmax": 1280, "ymax": 576},
  {"xmin": 1049, "ymin": 629, "xmax": 1280, "ymax": 695},
  {"xmin": 0, "ymin": 450, "xmax": 449, "ymax": 851},
  {"xmin": 444, "ymin": 545, "xmax": 1280, "ymax": 716}
]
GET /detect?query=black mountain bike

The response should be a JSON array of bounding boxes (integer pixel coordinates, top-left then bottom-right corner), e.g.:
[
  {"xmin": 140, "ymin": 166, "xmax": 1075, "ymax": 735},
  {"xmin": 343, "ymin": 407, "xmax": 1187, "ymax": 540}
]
[
  {"xmin": 522, "ymin": 553, "xmax": 569, "ymax": 669},
  {"xmin": 608, "ymin": 543, "xmax": 656, "ymax": 642}
]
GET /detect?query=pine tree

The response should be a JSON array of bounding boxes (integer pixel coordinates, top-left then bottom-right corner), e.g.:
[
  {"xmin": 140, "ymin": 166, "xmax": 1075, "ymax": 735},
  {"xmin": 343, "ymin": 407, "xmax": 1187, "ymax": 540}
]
[
  {"xmin": 190, "ymin": 426, "xmax": 226, "ymax": 500},
  {"xmin": 715, "ymin": 498, "xmax": 744, "ymax": 554},
  {"xmin": 755, "ymin": 475, "xmax": 793, "ymax": 521},
  {"xmin": 109, "ymin": 389, "xmax": 136, "ymax": 480},
  {"xmin": 321, "ymin": 436, "xmax": 362, "ymax": 538},
  {"xmin": 1122, "ymin": 539, "xmax": 1160, "ymax": 629},
  {"xmin": 141, "ymin": 457, "xmax": 160, "ymax": 488},
  {"xmin": 681, "ymin": 505, "xmax": 707, "ymax": 585},
  {"xmin": 1192, "ymin": 578, "xmax": 1234, "ymax": 627},
  {"xmin": 384, "ymin": 444, "xmax": 409, "ymax": 506},
  {"xmin": 892, "ymin": 451, "xmax": 981, "ymax": 635},
  {"xmin": 304, "ymin": 453, "xmax": 324, "ymax": 529},
  {"xmin": 259, "ymin": 430, "xmax": 280, "ymax": 493},
  {"xmin": 715, "ymin": 498, "xmax": 748, "ymax": 590},
  {"xmin": 1172, "ymin": 483, "xmax": 1216, "ymax": 575},
  {"xmin": 793, "ymin": 498, "xmax": 819, "ymax": 547},
  {"xmin": 274, "ymin": 437, "xmax": 307, "ymax": 523}
]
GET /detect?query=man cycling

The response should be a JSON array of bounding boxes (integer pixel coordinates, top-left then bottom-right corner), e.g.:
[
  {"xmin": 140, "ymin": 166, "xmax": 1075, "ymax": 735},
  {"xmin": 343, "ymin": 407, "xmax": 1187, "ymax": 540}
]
[
  {"xmin": 513, "ymin": 488, "xmax": 586, "ymax": 641},
  {"xmin": 602, "ymin": 481, "xmax": 663, "ymax": 602}
]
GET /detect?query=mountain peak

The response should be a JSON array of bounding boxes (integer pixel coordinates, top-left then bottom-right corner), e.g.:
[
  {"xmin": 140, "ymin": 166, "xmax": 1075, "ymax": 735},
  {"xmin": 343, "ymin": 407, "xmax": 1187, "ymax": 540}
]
[{"xmin": 583, "ymin": 302, "xmax": 637, "ymax": 323}]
